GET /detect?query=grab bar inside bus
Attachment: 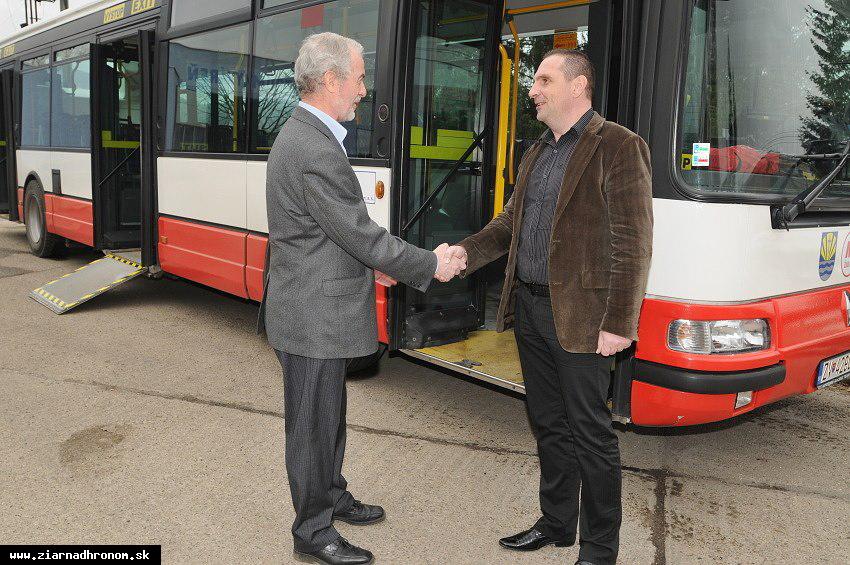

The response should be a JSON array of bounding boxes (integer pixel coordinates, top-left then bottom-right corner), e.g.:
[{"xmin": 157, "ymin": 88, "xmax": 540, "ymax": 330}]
[
  {"xmin": 98, "ymin": 146, "xmax": 139, "ymax": 188},
  {"xmin": 401, "ymin": 127, "xmax": 489, "ymax": 236}
]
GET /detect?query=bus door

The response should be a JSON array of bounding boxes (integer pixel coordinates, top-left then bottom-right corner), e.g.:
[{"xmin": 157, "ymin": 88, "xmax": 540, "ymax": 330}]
[
  {"xmin": 0, "ymin": 66, "xmax": 17, "ymax": 220},
  {"xmin": 90, "ymin": 29, "xmax": 155, "ymax": 261},
  {"xmin": 394, "ymin": 0, "xmax": 501, "ymax": 351},
  {"xmin": 395, "ymin": 0, "xmax": 628, "ymax": 393}
]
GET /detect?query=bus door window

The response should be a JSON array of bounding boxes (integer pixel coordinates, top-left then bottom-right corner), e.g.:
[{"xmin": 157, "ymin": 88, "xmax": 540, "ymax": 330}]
[
  {"xmin": 250, "ymin": 0, "xmax": 381, "ymax": 156},
  {"xmin": 400, "ymin": 0, "xmax": 493, "ymax": 348},
  {"xmin": 95, "ymin": 38, "xmax": 142, "ymax": 247},
  {"xmin": 501, "ymin": 2, "xmax": 592, "ymax": 196}
]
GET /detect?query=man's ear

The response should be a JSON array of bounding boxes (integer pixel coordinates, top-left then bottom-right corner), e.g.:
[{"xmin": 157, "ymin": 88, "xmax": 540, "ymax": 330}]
[
  {"xmin": 573, "ymin": 75, "xmax": 588, "ymax": 98},
  {"xmin": 323, "ymin": 70, "xmax": 339, "ymax": 94}
]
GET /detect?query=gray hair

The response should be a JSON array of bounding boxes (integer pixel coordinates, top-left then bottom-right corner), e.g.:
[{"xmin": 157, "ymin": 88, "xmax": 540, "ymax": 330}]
[{"xmin": 295, "ymin": 32, "xmax": 364, "ymax": 96}]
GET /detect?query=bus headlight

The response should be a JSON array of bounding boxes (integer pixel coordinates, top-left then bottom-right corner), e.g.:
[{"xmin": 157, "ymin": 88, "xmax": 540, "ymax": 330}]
[{"xmin": 667, "ymin": 319, "xmax": 769, "ymax": 354}]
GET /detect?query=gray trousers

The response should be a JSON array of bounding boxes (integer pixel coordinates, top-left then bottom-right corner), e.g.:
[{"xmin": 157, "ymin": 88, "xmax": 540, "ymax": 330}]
[{"xmin": 275, "ymin": 350, "xmax": 356, "ymax": 552}]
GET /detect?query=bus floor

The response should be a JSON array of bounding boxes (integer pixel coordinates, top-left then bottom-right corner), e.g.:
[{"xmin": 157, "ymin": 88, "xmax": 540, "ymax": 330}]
[{"xmin": 416, "ymin": 328, "xmax": 524, "ymax": 386}]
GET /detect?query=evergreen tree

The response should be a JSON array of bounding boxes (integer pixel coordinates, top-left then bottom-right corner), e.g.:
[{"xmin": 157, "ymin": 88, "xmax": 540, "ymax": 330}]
[{"xmin": 800, "ymin": 1, "xmax": 850, "ymax": 156}]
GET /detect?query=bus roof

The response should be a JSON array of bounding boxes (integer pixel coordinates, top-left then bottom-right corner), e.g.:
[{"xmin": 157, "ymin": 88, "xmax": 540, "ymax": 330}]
[{"xmin": 0, "ymin": 0, "xmax": 123, "ymax": 50}]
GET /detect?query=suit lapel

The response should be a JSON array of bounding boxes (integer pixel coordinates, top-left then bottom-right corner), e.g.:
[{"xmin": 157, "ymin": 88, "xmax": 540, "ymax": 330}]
[{"xmin": 552, "ymin": 112, "xmax": 604, "ymax": 224}]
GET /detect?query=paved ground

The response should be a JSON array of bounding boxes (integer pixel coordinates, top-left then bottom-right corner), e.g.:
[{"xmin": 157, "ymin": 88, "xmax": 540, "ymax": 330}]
[{"xmin": 1, "ymin": 218, "xmax": 848, "ymax": 564}]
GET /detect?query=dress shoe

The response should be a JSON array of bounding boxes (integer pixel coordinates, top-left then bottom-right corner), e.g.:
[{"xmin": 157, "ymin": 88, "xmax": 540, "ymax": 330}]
[
  {"xmin": 499, "ymin": 527, "xmax": 572, "ymax": 551},
  {"xmin": 294, "ymin": 536, "xmax": 373, "ymax": 565},
  {"xmin": 333, "ymin": 500, "xmax": 385, "ymax": 525}
]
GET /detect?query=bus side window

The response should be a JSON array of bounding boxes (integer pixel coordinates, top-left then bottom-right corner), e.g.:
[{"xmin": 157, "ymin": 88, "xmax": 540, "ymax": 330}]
[
  {"xmin": 249, "ymin": 0, "xmax": 381, "ymax": 157},
  {"xmin": 164, "ymin": 24, "xmax": 250, "ymax": 154}
]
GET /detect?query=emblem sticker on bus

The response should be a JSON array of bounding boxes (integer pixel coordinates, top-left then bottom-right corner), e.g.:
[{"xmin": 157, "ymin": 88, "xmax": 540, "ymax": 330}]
[
  {"xmin": 819, "ymin": 231, "xmax": 838, "ymax": 281},
  {"xmin": 130, "ymin": 0, "xmax": 156, "ymax": 15},
  {"xmin": 1, "ymin": 44, "xmax": 15, "ymax": 58},
  {"xmin": 841, "ymin": 233, "xmax": 850, "ymax": 278},
  {"xmin": 692, "ymin": 143, "xmax": 710, "ymax": 167},
  {"xmin": 103, "ymin": 4, "xmax": 126, "ymax": 23}
]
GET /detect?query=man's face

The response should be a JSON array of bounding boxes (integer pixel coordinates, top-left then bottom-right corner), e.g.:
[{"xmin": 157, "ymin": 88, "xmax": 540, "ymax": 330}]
[
  {"xmin": 336, "ymin": 49, "xmax": 367, "ymax": 122},
  {"xmin": 528, "ymin": 55, "xmax": 586, "ymax": 126}
]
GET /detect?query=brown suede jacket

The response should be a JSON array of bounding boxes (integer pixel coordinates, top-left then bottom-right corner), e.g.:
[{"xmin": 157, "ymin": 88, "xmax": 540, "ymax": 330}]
[{"xmin": 458, "ymin": 112, "xmax": 653, "ymax": 353}]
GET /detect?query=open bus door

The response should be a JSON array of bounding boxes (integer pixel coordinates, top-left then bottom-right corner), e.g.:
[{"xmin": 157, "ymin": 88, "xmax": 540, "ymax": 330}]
[
  {"xmin": 90, "ymin": 28, "xmax": 156, "ymax": 258},
  {"xmin": 392, "ymin": 0, "xmax": 506, "ymax": 377},
  {"xmin": 393, "ymin": 0, "xmax": 634, "ymax": 405},
  {"xmin": 0, "ymin": 66, "xmax": 18, "ymax": 220},
  {"xmin": 29, "ymin": 29, "xmax": 156, "ymax": 314}
]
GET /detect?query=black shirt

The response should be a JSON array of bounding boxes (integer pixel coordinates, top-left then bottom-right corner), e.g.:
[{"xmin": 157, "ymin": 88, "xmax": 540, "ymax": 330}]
[{"xmin": 517, "ymin": 109, "xmax": 594, "ymax": 285}]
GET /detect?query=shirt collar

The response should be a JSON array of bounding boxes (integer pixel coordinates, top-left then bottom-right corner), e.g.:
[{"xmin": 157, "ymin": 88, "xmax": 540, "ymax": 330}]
[
  {"xmin": 298, "ymin": 101, "xmax": 348, "ymax": 155},
  {"xmin": 544, "ymin": 108, "xmax": 595, "ymax": 146}
]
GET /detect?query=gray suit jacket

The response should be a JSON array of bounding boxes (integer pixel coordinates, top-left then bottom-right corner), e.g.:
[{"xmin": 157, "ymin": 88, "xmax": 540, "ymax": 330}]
[{"xmin": 259, "ymin": 106, "xmax": 437, "ymax": 359}]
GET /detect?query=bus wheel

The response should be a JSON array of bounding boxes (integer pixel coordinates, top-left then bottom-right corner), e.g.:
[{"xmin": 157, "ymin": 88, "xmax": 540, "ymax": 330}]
[
  {"xmin": 23, "ymin": 180, "xmax": 64, "ymax": 258},
  {"xmin": 346, "ymin": 344, "xmax": 387, "ymax": 377}
]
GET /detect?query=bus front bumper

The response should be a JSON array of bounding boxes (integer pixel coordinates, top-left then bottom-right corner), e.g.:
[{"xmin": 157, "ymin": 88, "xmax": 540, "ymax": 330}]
[{"xmin": 633, "ymin": 360, "xmax": 786, "ymax": 395}]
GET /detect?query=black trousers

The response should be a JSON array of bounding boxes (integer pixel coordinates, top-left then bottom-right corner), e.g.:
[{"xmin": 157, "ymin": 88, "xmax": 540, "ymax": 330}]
[
  {"xmin": 275, "ymin": 350, "xmax": 356, "ymax": 553},
  {"xmin": 514, "ymin": 284, "xmax": 622, "ymax": 565}
]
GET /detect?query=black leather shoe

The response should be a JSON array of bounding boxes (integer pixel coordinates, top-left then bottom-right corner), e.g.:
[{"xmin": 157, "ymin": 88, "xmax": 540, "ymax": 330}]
[
  {"xmin": 499, "ymin": 527, "xmax": 572, "ymax": 551},
  {"xmin": 294, "ymin": 536, "xmax": 373, "ymax": 565},
  {"xmin": 332, "ymin": 500, "xmax": 385, "ymax": 525}
]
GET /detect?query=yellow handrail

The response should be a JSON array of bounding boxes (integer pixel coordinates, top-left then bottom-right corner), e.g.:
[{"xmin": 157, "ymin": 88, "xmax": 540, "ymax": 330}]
[
  {"xmin": 494, "ymin": 44, "xmax": 511, "ymax": 217},
  {"xmin": 507, "ymin": 18, "xmax": 520, "ymax": 186}
]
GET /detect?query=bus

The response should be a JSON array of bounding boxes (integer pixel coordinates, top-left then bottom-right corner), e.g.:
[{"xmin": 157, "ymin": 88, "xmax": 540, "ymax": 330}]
[{"xmin": 1, "ymin": 0, "xmax": 849, "ymax": 427}]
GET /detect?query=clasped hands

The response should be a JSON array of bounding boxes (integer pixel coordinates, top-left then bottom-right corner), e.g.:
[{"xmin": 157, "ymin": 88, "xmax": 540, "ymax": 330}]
[
  {"xmin": 432, "ymin": 243, "xmax": 468, "ymax": 282},
  {"xmin": 373, "ymin": 243, "xmax": 467, "ymax": 287}
]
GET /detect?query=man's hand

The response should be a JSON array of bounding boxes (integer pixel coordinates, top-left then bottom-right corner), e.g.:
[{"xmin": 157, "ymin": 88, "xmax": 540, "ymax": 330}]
[
  {"xmin": 446, "ymin": 245, "xmax": 467, "ymax": 271},
  {"xmin": 433, "ymin": 243, "xmax": 467, "ymax": 282},
  {"xmin": 596, "ymin": 331, "xmax": 632, "ymax": 357},
  {"xmin": 374, "ymin": 270, "xmax": 397, "ymax": 287}
]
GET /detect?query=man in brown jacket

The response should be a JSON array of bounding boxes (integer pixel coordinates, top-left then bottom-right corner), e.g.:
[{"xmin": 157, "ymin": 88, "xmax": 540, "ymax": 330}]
[{"xmin": 448, "ymin": 50, "xmax": 652, "ymax": 565}]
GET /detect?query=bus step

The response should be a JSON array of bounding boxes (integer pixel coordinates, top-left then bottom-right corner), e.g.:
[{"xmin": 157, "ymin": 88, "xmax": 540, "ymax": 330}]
[{"xmin": 29, "ymin": 251, "xmax": 147, "ymax": 314}]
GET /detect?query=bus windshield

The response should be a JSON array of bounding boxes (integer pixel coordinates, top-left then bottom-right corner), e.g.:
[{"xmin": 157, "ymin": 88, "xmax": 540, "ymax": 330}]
[{"xmin": 678, "ymin": 0, "xmax": 850, "ymax": 203}]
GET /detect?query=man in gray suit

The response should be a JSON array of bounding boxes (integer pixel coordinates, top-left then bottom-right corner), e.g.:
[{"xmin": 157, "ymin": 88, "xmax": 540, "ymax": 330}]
[{"xmin": 259, "ymin": 33, "xmax": 464, "ymax": 565}]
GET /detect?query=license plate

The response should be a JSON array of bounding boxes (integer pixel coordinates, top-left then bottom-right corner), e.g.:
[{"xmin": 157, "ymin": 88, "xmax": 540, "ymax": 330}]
[{"xmin": 816, "ymin": 350, "xmax": 850, "ymax": 388}]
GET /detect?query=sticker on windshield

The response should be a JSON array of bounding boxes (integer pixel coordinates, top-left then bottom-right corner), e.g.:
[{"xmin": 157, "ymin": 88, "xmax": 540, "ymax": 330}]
[
  {"xmin": 692, "ymin": 143, "xmax": 710, "ymax": 167},
  {"xmin": 681, "ymin": 154, "xmax": 692, "ymax": 170},
  {"xmin": 819, "ymin": 231, "xmax": 838, "ymax": 281},
  {"xmin": 841, "ymin": 233, "xmax": 850, "ymax": 278}
]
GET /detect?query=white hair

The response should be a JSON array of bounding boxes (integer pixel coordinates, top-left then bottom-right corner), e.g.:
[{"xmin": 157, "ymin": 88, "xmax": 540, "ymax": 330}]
[{"xmin": 295, "ymin": 32, "xmax": 364, "ymax": 97}]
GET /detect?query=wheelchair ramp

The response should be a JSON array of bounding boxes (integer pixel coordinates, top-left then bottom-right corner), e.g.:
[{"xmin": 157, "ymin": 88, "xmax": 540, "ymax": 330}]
[{"xmin": 30, "ymin": 251, "xmax": 146, "ymax": 314}]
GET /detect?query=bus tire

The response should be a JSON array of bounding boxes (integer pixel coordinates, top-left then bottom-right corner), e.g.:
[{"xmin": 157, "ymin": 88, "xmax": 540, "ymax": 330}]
[
  {"xmin": 23, "ymin": 180, "xmax": 64, "ymax": 258},
  {"xmin": 346, "ymin": 344, "xmax": 386, "ymax": 377}
]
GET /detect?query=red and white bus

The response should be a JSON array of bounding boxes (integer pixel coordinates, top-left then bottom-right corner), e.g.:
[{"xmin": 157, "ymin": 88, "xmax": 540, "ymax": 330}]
[{"xmin": 1, "ymin": 0, "xmax": 848, "ymax": 426}]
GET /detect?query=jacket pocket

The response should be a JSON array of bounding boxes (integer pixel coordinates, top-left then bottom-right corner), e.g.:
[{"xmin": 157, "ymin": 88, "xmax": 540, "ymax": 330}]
[
  {"xmin": 581, "ymin": 268, "xmax": 610, "ymax": 289},
  {"xmin": 322, "ymin": 275, "xmax": 367, "ymax": 297}
]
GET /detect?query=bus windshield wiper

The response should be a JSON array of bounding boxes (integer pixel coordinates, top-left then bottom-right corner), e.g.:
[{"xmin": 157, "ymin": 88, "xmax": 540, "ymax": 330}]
[{"xmin": 773, "ymin": 138, "xmax": 850, "ymax": 229}]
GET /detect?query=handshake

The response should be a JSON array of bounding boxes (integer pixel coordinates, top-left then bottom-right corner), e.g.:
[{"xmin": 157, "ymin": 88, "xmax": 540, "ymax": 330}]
[
  {"xmin": 433, "ymin": 243, "xmax": 468, "ymax": 282},
  {"xmin": 373, "ymin": 243, "xmax": 468, "ymax": 287}
]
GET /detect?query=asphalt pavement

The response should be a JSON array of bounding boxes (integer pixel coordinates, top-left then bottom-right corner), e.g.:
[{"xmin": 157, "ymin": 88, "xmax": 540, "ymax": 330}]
[{"xmin": 1, "ymin": 219, "xmax": 848, "ymax": 564}]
